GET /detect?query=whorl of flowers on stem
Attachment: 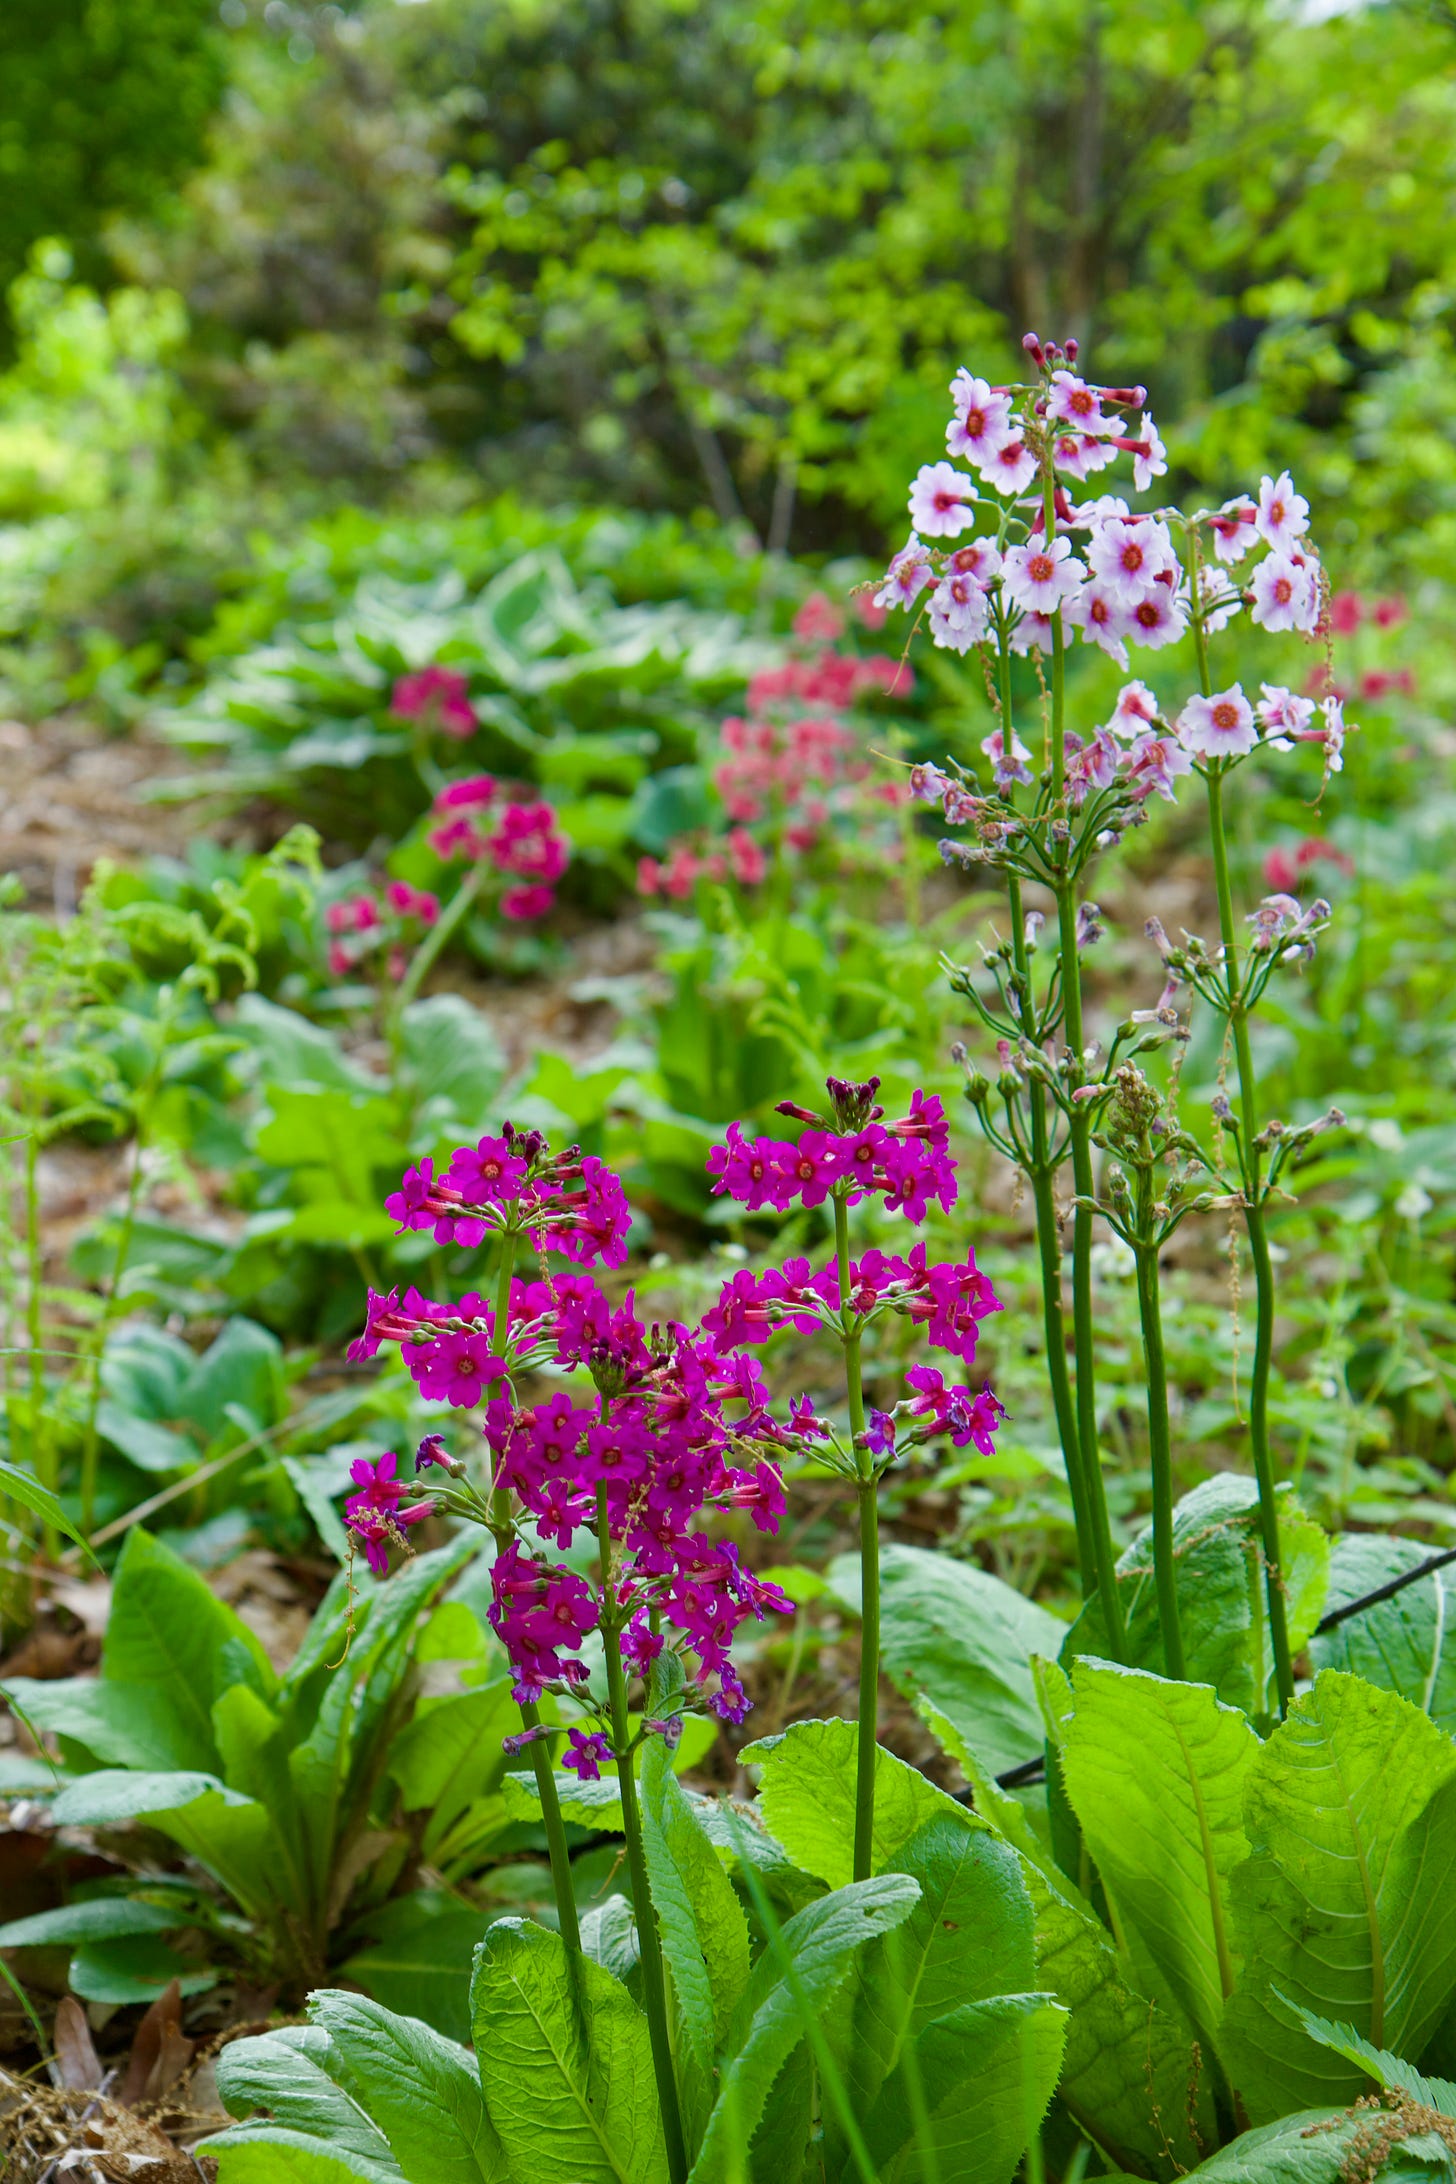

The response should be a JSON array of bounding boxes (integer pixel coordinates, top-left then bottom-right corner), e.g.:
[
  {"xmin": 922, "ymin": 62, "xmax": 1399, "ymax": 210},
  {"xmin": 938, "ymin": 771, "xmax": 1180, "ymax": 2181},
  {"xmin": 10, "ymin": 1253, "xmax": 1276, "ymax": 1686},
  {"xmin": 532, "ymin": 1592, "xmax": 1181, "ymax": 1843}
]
[
  {"xmin": 391, "ymin": 663, "xmax": 478, "ymax": 739},
  {"xmin": 707, "ymin": 1081, "xmax": 958, "ymax": 1220},
  {"xmin": 638, "ymin": 594, "xmax": 912, "ymax": 900},
  {"xmin": 381, "ymin": 1121, "xmax": 632, "ymax": 1265},
  {"xmin": 426, "ymin": 774, "xmax": 571, "ymax": 922},
  {"xmin": 323, "ymin": 881, "xmax": 441, "ymax": 981}
]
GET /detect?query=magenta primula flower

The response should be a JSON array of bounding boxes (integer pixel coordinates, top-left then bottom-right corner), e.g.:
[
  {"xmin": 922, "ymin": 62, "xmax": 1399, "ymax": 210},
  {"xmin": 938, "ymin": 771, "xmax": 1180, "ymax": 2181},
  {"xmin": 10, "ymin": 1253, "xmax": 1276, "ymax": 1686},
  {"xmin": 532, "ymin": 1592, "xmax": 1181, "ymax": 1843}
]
[{"xmin": 392, "ymin": 664, "xmax": 477, "ymax": 739}]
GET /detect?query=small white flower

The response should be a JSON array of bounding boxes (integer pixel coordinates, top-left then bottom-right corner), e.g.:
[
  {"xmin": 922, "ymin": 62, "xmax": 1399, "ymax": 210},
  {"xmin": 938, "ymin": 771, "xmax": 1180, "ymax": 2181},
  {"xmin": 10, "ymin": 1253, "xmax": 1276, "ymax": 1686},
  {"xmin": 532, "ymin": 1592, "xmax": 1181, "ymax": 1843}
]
[
  {"xmin": 1256, "ymin": 684, "xmax": 1315, "ymax": 741},
  {"xmin": 946, "ymin": 373, "xmax": 1015, "ymax": 468},
  {"xmin": 982, "ymin": 437, "xmax": 1040, "ymax": 497},
  {"xmin": 928, "ymin": 571, "xmax": 991, "ymax": 651},
  {"xmin": 1132, "ymin": 413, "xmax": 1168, "ymax": 493},
  {"xmin": 1208, "ymin": 498, "xmax": 1258, "ymax": 564},
  {"xmin": 1255, "ymin": 470, "xmax": 1310, "ymax": 554},
  {"xmin": 908, "ymin": 462, "xmax": 978, "ymax": 539},
  {"xmin": 1048, "ymin": 370, "xmax": 1114, "ymax": 437},
  {"xmin": 1395, "ymin": 1183, "xmax": 1433, "ymax": 1222},
  {"xmin": 1001, "ymin": 535, "xmax": 1086, "ymax": 615},
  {"xmin": 1124, "ymin": 585, "xmax": 1189, "ymax": 650},
  {"xmin": 1249, "ymin": 552, "xmax": 1318, "ymax": 634},
  {"xmin": 1177, "ymin": 685, "xmax": 1257, "ymax": 760},
  {"xmin": 1087, "ymin": 515, "xmax": 1179, "ymax": 605},
  {"xmin": 872, "ymin": 534, "xmax": 934, "ymax": 612},
  {"xmin": 1068, "ymin": 582, "xmax": 1132, "ymax": 669},
  {"xmin": 1108, "ymin": 680, "xmax": 1160, "ymax": 738}
]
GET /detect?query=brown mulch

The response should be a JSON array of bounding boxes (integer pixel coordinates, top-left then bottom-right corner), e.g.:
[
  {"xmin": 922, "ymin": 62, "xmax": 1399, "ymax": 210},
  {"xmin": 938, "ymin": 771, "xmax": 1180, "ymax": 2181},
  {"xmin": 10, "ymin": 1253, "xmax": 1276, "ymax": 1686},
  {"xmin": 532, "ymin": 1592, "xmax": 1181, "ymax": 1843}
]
[{"xmin": 0, "ymin": 717, "xmax": 200, "ymax": 913}]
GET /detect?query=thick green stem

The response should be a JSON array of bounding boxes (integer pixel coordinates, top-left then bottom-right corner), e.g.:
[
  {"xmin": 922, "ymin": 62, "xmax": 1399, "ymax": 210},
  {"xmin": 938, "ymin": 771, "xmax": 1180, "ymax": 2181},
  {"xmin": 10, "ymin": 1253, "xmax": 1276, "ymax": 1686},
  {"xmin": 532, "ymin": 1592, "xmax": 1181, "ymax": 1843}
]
[
  {"xmin": 835, "ymin": 1193, "xmax": 878, "ymax": 1883},
  {"xmin": 599, "ymin": 1493, "xmax": 689, "ymax": 2184},
  {"xmin": 1204, "ymin": 765, "xmax": 1295, "ymax": 1716},
  {"xmin": 1132, "ymin": 1189, "xmax": 1185, "ymax": 1679},
  {"xmin": 488, "ymin": 1232, "xmax": 582, "ymax": 1949},
  {"xmin": 1006, "ymin": 863, "xmax": 1092, "ymax": 1595},
  {"xmin": 1040, "ymin": 466, "xmax": 1125, "ymax": 1658}
]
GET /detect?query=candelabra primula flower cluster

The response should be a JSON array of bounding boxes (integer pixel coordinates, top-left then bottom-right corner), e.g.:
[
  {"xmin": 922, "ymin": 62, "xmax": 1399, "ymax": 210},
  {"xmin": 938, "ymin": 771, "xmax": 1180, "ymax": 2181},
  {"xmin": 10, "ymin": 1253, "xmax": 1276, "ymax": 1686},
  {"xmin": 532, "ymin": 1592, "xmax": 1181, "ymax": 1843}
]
[
  {"xmin": 637, "ymin": 594, "xmax": 911, "ymax": 900},
  {"xmin": 880, "ymin": 343, "xmax": 1326, "ymax": 676},
  {"xmin": 323, "ymin": 880, "xmax": 440, "ymax": 981},
  {"xmin": 426, "ymin": 774, "xmax": 571, "ymax": 921},
  {"xmin": 391, "ymin": 663, "xmax": 478, "ymax": 740},
  {"xmin": 380, "ymin": 1127, "xmax": 631, "ymax": 1265}
]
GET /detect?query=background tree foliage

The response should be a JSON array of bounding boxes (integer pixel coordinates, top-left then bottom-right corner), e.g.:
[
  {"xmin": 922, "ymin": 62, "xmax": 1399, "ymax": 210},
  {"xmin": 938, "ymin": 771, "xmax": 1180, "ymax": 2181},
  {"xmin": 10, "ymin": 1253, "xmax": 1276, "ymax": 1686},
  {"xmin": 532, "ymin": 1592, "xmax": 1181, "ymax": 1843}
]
[{"xmin": 0, "ymin": 0, "xmax": 226, "ymax": 312}]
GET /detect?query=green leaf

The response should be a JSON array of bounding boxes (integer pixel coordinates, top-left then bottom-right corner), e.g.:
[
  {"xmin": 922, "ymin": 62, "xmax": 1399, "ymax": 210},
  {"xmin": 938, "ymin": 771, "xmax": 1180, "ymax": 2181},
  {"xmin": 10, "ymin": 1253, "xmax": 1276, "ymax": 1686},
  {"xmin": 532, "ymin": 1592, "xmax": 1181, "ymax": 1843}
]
[
  {"xmin": 94, "ymin": 1400, "xmax": 196, "ymax": 1475},
  {"xmin": 1059, "ymin": 1662, "xmax": 1257, "ymax": 2062},
  {"xmin": 68, "ymin": 1935, "xmax": 215, "ymax": 2002},
  {"xmin": 842, "ymin": 1815, "xmax": 1037, "ymax": 2119},
  {"xmin": 215, "ymin": 2024, "xmax": 403, "ymax": 2174},
  {"xmin": 399, "ymin": 996, "xmax": 506, "ymax": 1134},
  {"xmin": 48, "ymin": 1768, "xmax": 280, "ymax": 1920},
  {"xmin": 180, "ymin": 1317, "xmax": 287, "ymax": 1437},
  {"xmin": 1021, "ymin": 1854, "xmax": 1212, "ymax": 2179},
  {"xmin": 863, "ymin": 1992, "xmax": 1069, "ymax": 2184},
  {"xmin": 308, "ymin": 1989, "xmax": 507, "ymax": 2183},
  {"xmin": 235, "ymin": 993, "xmax": 378, "ymax": 1092},
  {"xmin": 49, "ymin": 1767, "xmax": 249, "ymax": 1827},
  {"xmin": 1286, "ymin": 2002, "xmax": 1456, "ymax": 2117},
  {"xmin": 470, "ymin": 1917, "xmax": 669, "ymax": 2184},
  {"xmin": 103, "ymin": 1527, "xmax": 275, "ymax": 1769},
  {"xmin": 0, "ymin": 1675, "xmax": 204, "ymax": 1771},
  {"xmin": 1062, "ymin": 1477, "xmax": 1329, "ymax": 1718},
  {"xmin": 387, "ymin": 1682, "xmax": 517, "ymax": 1849},
  {"xmin": 0, "ymin": 1896, "xmax": 179, "ymax": 1949},
  {"xmin": 207, "ymin": 2127, "xmax": 402, "ymax": 2184},
  {"xmin": 0, "ymin": 1459, "xmax": 98, "ymax": 1562},
  {"xmin": 743, "ymin": 1716, "xmax": 975, "ymax": 1890},
  {"xmin": 338, "ymin": 1896, "xmax": 488, "ymax": 2047},
  {"xmin": 827, "ymin": 1545, "xmax": 1067, "ymax": 1777},
  {"xmin": 689, "ymin": 1874, "xmax": 922, "ymax": 2184},
  {"xmin": 1117, "ymin": 2109, "xmax": 1448, "ymax": 2180},
  {"xmin": 639, "ymin": 1732, "xmax": 750, "ymax": 2077},
  {"xmin": 1221, "ymin": 1670, "xmax": 1456, "ymax": 2122},
  {"xmin": 1310, "ymin": 1536, "xmax": 1456, "ymax": 1734}
]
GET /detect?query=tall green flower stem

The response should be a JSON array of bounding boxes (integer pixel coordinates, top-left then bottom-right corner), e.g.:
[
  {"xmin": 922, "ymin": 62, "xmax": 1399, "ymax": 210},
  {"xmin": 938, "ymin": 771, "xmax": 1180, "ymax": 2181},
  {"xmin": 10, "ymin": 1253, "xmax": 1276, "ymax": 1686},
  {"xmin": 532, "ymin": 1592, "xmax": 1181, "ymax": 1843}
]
[
  {"xmin": 391, "ymin": 864, "xmax": 484, "ymax": 1030},
  {"xmin": 487, "ymin": 1234, "xmax": 582, "ymax": 1952},
  {"xmin": 598, "ymin": 1489, "xmax": 690, "ymax": 2184},
  {"xmin": 835, "ymin": 1191, "xmax": 880, "ymax": 1885},
  {"xmin": 1042, "ymin": 469, "xmax": 1127, "ymax": 1662},
  {"xmin": 1128, "ymin": 1165, "xmax": 1186, "ymax": 1679},
  {"xmin": 1189, "ymin": 590, "xmax": 1295, "ymax": 1716}
]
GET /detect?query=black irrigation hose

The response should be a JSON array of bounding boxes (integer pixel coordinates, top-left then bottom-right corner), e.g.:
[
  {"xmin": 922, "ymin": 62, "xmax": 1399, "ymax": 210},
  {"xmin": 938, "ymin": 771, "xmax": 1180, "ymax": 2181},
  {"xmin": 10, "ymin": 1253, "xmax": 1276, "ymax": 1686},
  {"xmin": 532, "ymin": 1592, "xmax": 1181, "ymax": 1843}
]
[{"xmin": 983, "ymin": 1543, "xmax": 1456, "ymax": 1794}]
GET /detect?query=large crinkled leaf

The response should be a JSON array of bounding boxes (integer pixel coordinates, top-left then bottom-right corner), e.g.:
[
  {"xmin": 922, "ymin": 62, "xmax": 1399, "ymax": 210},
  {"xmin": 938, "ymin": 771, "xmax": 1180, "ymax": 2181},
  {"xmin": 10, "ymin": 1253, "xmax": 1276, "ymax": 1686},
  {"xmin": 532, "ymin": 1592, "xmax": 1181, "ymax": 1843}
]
[
  {"xmin": 1060, "ymin": 1662, "xmax": 1257, "ymax": 2063},
  {"xmin": 639, "ymin": 1732, "xmax": 750, "ymax": 2077},
  {"xmin": 339, "ymin": 1891, "xmax": 488, "ymax": 2046},
  {"xmin": 862, "ymin": 1992, "xmax": 1069, "ymax": 2184},
  {"xmin": 1311, "ymin": 1536, "xmax": 1456, "ymax": 1734},
  {"xmin": 1062, "ymin": 1477, "xmax": 1329, "ymax": 1718},
  {"xmin": 742, "ymin": 1715, "xmax": 976, "ymax": 1889},
  {"xmin": 214, "ymin": 2025, "xmax": 402, "ymax": 2173},
  {"xmin": 471, "ymin": 1917, "xmax": 668, "ymax": 2184},
  {"xmin": 1221, "ymin": 1670, "xmax": 1456, "ymax": 2123},
  {"xmin": 827, "ymin": 1545, "xmax": 1067, "ymax": 1777},
  {"xmin": 49, "ymin": 1768, "xmax": 279, "ymax": 1918},
  {"xmin": 101, "ymin": 1527, "xmax": 275, "ymax": 1769},
  {"xmin": 205, "ymin": 2126, "xmax": 402, "ymax": 2184},
  {"xmin": 308, "ymin": 1990, "xmax": 507, "ymax": 2183},
  {"xmin": 689, "ymin": 1874, "xmax": 922, "ymax": 2184}
]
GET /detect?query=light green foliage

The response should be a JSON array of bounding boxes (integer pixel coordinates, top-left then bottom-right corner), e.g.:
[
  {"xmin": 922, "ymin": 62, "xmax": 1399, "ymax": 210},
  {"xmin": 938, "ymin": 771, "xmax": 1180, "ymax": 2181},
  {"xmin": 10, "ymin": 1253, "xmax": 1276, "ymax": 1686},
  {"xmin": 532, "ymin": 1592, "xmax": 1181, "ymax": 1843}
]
[
  {"xmin": 1063, "ymin": 1477, "xmax": 1331, "ymax": 1719},
  {"xmin": 1222, "ymin": 1672, "xmax": 1456, "ymax": 2123},
  {"xmin": 1059, "ymin": 1662, "xmax": 1258, "ymax": 2064},
  {"xmin": 1290, "ymin": 2004, "xmax": 1456, "ymax": 2120},
  {"xmin": 639, "ymin": 1732, "xmax": 751, "ymax": 2070},
  {"xmin": 744, "ymin": 1715, "xmax": 978, "ymax": 1888},
  {"xmin": 0, "ymin": 1533, "xmax": 498, "ymax": 2015},
  {"xmin": 470, "ymin": 1918, "xmax": 669, "ymax": 2184},
  {"xmin": 829, "ymin": 1541, "xmax": 1068, "ymax": 1777}
]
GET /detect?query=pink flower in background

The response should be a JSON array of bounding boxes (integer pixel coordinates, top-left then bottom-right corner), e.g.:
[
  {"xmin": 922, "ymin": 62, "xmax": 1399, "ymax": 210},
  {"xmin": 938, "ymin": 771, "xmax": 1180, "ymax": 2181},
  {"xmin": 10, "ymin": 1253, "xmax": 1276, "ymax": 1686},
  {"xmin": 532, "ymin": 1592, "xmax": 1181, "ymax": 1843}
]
[
  {"xmin": 1330, "ymin": 591, "xmax": 1363, "ymax": 635},
  {"xmin": 391, "ymin": 664, "xmax": 477, "ymax": 739},
  {"xmin": 502, "ymin": 883, "xmax": 556, "ymax": 921},
  {"xmin": 435, "ymin": 774, "xmax": 498, "ymax": 810},
  {"xmin": 792, "ymin": 592, "xmax": 845, "ymax": 642},
  {"xmin": 385, "ymin": 881, "xmax": 440, "ymax": 925}
]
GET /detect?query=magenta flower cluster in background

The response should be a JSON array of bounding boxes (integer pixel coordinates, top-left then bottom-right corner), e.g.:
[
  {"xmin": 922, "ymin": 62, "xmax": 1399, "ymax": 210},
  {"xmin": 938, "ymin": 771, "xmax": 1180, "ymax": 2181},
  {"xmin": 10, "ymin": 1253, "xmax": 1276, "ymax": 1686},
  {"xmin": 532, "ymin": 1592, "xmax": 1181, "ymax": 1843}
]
[
  {"xmin": 391, "ymin": 663, "xmax": 478, "ymax": 740},
  {"xmin": 323, "ymin": 880, "xmax": 441, "ymax": 981},
  {"xmin": 638, "ymin": 592, "xmax": 912, "ymax": 901},
  {"xmin": 427, "ymin": 774, "xmax": 571, "ymax": 921},
  {"xmin": 707, "ymin": 1086, "xmax": 957, "ymax": 1219}
]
